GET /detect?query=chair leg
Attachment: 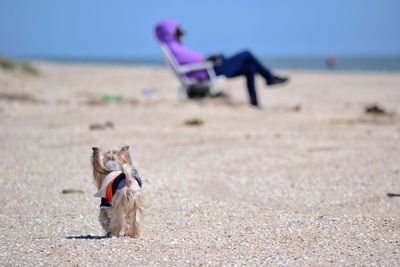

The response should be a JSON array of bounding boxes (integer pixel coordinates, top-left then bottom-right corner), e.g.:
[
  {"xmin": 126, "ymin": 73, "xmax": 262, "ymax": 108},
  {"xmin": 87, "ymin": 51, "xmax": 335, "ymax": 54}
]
[{"xmin": 177, "ymin": 86, "xmax": 188, "ymax": 100}]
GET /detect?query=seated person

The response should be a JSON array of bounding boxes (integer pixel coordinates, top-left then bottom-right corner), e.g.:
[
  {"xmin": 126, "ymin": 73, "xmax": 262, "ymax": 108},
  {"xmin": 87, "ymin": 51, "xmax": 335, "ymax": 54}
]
[{"xmin": 155, "ymin": 19, "xmax": 288, "ymax": 107}]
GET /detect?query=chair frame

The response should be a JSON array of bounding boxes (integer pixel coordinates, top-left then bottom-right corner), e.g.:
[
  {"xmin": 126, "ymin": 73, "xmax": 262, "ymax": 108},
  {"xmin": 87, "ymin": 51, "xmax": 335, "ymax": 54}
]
[{"xmin": 159, "ymin": 43, "xmax": 224, "ymax": 99}]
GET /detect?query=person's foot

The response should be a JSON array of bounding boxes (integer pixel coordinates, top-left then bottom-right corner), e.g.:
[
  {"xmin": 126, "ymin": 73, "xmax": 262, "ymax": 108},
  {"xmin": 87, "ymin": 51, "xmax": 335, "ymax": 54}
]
[
  {"xmin": 267, "ymin": 76, "xmax": 289, "ymax": 86},
  {"xmin": 250, "ymin": 99, "xmax": 260, "ymax": 107}
]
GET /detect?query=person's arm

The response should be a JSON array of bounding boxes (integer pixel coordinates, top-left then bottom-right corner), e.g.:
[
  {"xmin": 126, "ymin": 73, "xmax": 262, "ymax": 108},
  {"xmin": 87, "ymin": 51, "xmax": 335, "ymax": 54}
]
[{"xmin": 206, "ymin": 54, "xmax": 223, "ymax": 66}]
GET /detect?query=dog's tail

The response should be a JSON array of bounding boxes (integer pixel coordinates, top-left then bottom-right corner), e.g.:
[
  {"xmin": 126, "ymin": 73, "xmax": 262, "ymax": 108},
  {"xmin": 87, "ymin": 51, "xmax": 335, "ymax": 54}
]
[
  {"xmin": 111, "ymin": 187, "xmax": 141, "ymax": 210},
  {"xmin": 110, "ymin": 164, "xmax": 142, "ymax": 210},
  {"xmin": 122, "ymin": 164, "xmax": 134, "ymax": 187}
]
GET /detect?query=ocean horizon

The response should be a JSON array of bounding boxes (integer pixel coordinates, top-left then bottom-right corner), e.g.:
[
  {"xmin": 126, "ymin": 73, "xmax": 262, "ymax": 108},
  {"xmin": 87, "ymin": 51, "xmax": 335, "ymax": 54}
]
[{"xmin": 13, "ymin": 55, "xmax": 400, "ymax": 72}]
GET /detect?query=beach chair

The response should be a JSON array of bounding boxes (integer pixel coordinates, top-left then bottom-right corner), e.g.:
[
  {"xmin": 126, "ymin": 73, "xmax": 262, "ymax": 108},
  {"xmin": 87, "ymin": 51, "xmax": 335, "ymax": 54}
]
[{"xmin": 158, "ymin": 43, "xmax": 225, "ymax": 99}]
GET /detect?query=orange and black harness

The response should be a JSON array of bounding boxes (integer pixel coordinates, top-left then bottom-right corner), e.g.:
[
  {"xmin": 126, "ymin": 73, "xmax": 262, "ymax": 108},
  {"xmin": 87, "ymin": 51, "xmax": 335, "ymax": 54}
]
[{"xmin": 96, "ymin": 170, "xmax": 142, "ymax": 208}]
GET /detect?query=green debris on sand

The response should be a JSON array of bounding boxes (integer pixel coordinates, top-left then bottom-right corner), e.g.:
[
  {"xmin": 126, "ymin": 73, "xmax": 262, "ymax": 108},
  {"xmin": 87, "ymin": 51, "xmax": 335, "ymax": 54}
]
[{"xmin": 102, "ymin": 94, "xmax": 122, "ymax": 103}]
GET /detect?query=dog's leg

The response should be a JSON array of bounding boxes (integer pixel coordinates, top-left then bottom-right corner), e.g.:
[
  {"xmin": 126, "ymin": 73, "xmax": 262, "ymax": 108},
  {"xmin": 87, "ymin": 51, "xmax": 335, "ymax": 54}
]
[
  {"xmin": 99, "ymin": 208, "xmax": 111, "ymax": 237},
  {"xmin": 124, "ymin": 208, "xmax": 134, "ymax": 237},
  {"xmin": 132, "ymin": 213, "xmax": 141, "ymax": 238},
  {"xmin": 131, "ymin": 195, "xmax": 144, "ymax": 238},
  {"xmin": 109, "ymin": 200, "xmax": 126, "ymax": 237},
  {"xmin": 125, "ymin": 190, "xmax": 139, "ymax": 237},
  {"xmin": 110, "ymin": 218, "xmax": 122, "ymax": 237},
  {"xmin": 110, "ymin": 211, "xmax": 123, "ymax": 237}
]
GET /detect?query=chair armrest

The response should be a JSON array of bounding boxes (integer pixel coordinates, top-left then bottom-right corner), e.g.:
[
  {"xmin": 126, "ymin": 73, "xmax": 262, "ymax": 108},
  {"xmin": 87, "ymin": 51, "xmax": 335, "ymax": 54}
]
[{"xmin": 176, "ymin": 61, "xmax": 214, "ymax": 73}]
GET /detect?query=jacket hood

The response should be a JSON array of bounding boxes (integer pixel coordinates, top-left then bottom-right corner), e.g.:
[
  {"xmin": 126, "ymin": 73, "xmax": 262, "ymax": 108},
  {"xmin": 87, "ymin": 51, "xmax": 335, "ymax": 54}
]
[{"xmin": 155, "ymin": 19, "xmax": 179, "ymax": 43}]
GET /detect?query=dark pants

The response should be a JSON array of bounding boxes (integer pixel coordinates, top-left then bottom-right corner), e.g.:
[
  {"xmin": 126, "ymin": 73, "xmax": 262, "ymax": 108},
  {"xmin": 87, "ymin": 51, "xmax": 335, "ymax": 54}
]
[{"xmin": 214, "ymin": 50, "xmax": 274, "ymax": 106}]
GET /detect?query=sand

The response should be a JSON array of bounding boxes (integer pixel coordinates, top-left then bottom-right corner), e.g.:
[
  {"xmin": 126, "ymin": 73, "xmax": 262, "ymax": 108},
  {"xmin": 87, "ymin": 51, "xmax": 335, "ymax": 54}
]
[{"xmin": 0, "ymin": 62, "xmax": 399, "ymax": 266}]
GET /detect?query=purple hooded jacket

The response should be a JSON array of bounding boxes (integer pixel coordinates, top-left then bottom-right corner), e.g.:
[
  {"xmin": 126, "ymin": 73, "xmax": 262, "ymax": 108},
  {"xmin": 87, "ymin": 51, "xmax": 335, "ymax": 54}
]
[{"xmin": 155, "ymin": 20, "xmax": 208, "ymax": 80}]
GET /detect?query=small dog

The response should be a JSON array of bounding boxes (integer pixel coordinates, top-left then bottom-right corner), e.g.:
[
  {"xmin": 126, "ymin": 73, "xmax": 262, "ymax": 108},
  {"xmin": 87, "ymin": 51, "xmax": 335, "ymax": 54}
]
[{"xmin": 91, "ymin": 146, "xmax": 143, "ymax": 238}]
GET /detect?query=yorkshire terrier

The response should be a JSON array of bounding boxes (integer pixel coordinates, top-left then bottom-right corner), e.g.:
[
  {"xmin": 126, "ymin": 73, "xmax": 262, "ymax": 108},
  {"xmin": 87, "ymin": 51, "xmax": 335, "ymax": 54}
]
[{"xmin": 91, "ymin": 146, "xmax": 144, "ymax": 238}]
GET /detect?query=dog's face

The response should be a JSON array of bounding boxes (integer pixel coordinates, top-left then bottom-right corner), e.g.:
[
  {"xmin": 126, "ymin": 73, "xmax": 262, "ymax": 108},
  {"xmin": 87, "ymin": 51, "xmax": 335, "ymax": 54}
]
[{"xmin": 91, "ymin": 145, "xmax": 132, "ymax": 189}]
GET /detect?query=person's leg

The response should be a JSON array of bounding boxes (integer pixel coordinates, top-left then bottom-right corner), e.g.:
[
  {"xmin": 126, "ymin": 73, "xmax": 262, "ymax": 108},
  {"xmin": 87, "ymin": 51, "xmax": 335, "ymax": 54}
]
[
  {"xmin": 214, "ymin": 52, "xmax": 261, "ymax": 106},
  {"xmin": 239, "ymin": 51, "xmax": 274, "ymax": 83},
  {"xmin": 214, "ymin": 53, "xmax": 247, "ymax": 78},
  {"xmin": 244, "ymin": 65, "xmax": 258, "ymax": 106},
  {"xmin": 215, "ymin": 50, "xmax": 274, "ymax": 83},
  {"xmin": 242, "ymin": 51, "xmax": 289, "ymax": 85}
]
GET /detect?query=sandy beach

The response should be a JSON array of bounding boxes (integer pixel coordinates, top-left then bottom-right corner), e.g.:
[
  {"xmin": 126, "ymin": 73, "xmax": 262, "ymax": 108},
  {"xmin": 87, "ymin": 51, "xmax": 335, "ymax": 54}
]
[{"xmin": 0, "ymin": 62, "xmax": 399, "ymax": 266}]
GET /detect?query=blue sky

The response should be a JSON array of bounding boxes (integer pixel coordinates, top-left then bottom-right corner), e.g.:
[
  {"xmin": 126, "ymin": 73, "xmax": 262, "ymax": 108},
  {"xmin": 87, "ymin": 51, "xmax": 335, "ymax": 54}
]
[{"xmin": 0, "ymin": 0, "xmax": 399, "ymax": 59}]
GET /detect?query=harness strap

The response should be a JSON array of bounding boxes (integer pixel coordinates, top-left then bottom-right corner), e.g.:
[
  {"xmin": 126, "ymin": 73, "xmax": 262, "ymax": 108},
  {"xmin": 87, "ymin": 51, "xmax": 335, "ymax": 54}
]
[{"xmin": 99, "ymin": 170, "xmax": 143, "ymax": 208}]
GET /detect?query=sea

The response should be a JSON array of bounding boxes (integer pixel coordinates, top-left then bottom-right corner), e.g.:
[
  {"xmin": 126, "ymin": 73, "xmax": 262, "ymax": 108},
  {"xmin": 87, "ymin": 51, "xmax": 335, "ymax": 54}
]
[
  {"xmin": 263, "ymin": 56, "xmax": 400, "ymax": 72},
  {"xmin": 36, "ymin": 56, "xmax": 400, "ymax": 72}
]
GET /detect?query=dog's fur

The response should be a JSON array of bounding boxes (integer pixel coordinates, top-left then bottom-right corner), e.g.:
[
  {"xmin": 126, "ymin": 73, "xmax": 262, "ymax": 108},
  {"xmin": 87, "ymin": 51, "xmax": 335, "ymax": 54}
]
[{"xmin": 91, "ymin": 146, "xmax": 144, "ymax": 238}]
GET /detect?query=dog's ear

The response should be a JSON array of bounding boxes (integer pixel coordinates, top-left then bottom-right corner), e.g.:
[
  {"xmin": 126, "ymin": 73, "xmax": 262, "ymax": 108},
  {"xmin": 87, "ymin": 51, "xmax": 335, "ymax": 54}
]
[
  {"xmin": 120, "ymin": 145, "xmax": 129, "ymax": 152},
  {"xmin": 92, "ymin": 147, "xmax": 100, "ymax": 153}
]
